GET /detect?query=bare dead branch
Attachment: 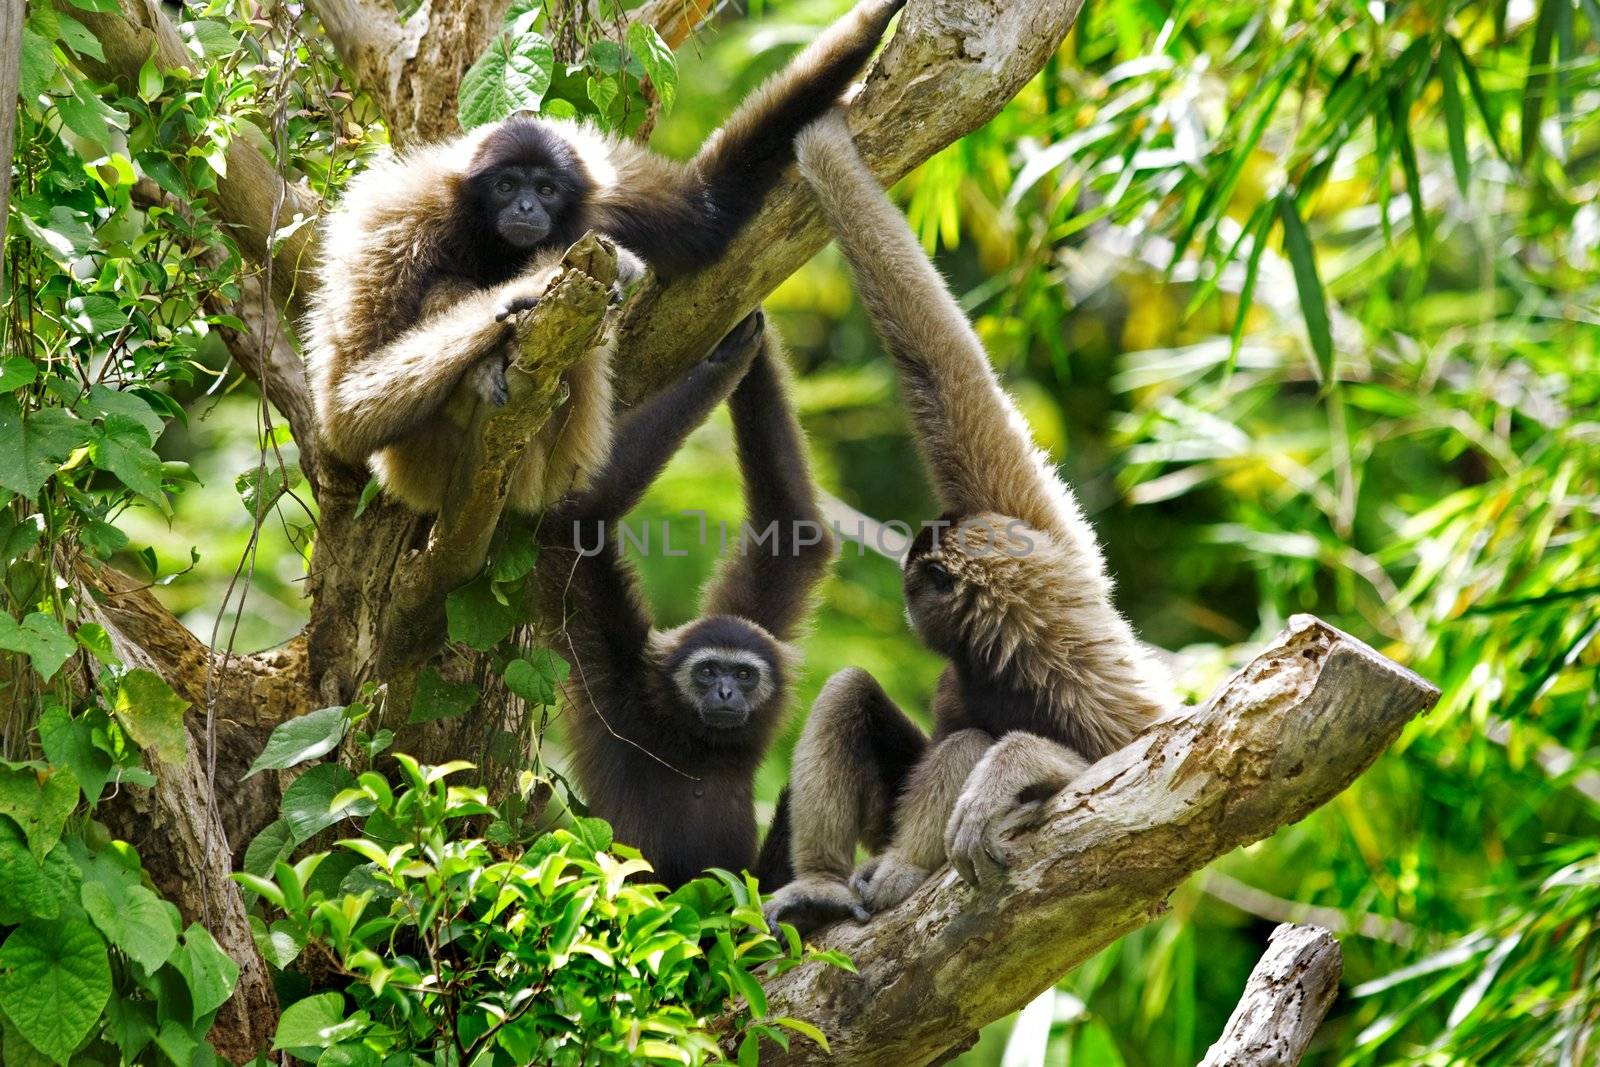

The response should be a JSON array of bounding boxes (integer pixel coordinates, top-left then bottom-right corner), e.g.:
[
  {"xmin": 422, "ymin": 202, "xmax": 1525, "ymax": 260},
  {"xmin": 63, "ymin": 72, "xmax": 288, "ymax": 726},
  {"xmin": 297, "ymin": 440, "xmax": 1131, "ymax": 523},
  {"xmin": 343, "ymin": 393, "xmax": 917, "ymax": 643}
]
[
  {"xmin": 736, "ymin": 617, "xmax": 1437, "ymax": 1066},
  {"xmin": 1198, "ymin": 924, "xmax": 1344, "ymax": 1067}
]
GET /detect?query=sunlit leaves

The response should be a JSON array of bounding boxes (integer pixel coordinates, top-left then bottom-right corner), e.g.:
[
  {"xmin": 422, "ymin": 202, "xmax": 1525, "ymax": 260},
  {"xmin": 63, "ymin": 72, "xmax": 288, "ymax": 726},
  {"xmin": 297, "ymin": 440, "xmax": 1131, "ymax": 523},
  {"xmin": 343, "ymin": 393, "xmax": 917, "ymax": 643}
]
[
  {"xmin": 245, "ymin": 706, "xmax": 349, "ymax": 779},
  {"xmin": 0, "ymin": 398, "xmax": 89, "ymax": 499},
  {"xmin": 112, "ymin": 669, "xmax": 189, "ymax": 764},
  {"xmin": 458, "ymin": 10, "xmax": 555, "ymax": 129},
  {"xmin": 0, "ymin": 613, "xmax": 77, "ymax": 681}
]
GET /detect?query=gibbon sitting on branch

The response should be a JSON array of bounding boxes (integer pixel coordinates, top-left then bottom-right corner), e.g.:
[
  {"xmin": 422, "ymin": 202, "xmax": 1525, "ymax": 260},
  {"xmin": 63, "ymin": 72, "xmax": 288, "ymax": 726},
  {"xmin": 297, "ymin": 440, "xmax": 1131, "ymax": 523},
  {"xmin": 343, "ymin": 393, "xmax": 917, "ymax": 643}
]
[
  {"xmin": 302, "ymin": 0, "xmax": 907, "ymax": 515},
  {"xmin": 764, "ymin": 113, "xmax": 1174, "ymax": 932}
]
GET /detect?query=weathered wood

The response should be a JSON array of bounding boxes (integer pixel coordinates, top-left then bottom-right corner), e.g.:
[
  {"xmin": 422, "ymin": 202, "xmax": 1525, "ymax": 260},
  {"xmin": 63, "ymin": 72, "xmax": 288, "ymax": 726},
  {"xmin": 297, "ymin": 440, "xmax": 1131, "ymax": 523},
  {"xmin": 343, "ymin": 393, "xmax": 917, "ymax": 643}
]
[
  {"xmin": 1, "ymin": 0, "xmax": 21, "ymax": 232},
  {"xmin": 741, "ymin": 617, "xmax": 1437, "ymax": 1066},
  {"xmin": 1199, "ymin": 924, "xmax": 1344, "ymax": 1067}
]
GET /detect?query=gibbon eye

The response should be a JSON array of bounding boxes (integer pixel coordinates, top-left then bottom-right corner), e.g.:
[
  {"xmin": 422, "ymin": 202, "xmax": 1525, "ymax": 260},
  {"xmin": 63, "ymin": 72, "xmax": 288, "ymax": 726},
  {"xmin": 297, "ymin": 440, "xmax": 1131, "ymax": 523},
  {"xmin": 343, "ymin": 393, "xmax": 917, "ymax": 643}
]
[
  {"xmin": 697, "ymin": 663, "xmax": 717, "ymax": 679},
  {"xmin": 736, "ymin": 666, "xmax": 754, "ymax": 682},
  {"xmin": 495, "ymin": 178, "xmax": 514, "ymax": 194},
  {"xmin": 537, "ymin": 183, "xmax": 557, "ymax": 197},
  {"xmin": 924, "ymin": 561, "xmax": 955, "ymax": 592}
]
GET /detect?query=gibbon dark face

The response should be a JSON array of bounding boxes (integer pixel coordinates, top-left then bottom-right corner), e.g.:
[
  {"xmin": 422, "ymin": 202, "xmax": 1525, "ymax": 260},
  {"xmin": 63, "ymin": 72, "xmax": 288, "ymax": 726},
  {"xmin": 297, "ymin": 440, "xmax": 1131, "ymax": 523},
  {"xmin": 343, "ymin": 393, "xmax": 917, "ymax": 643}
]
[
  {"xmin": 659, "ymin": 616, "xmax": 787, "ymax": 738},
  {"xmin": 464, "ymin": 119, "xmax": 594, "ymax": 258}
]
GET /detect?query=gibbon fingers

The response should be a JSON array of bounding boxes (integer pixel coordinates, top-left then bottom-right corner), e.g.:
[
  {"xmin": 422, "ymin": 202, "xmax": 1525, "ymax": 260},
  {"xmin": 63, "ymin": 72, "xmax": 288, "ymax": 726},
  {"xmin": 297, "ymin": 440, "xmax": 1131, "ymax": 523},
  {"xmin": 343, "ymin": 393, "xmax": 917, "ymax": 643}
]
[
  {"xmin": 303, "ymin": 0, "xmax": 907, "ymax": 516},
  {"xmin": 536, "ymin": 310, "xmax": 835, "ymax": 888},
  {"xmin": 763, "ymin": 112, "xmax": 1173, "ymax": 931}
]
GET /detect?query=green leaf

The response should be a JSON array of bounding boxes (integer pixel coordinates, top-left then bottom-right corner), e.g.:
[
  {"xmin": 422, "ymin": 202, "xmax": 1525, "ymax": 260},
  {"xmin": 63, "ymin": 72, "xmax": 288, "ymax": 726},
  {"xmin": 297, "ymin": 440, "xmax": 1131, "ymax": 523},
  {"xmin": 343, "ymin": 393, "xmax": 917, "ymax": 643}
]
[
  {"xmin": 0, "ymin": 612, "xmax": 79, "ymax": 681},
  {"xmin": 51, "ymin": 8, "xmax": 105, "ymax": 60},
  {"xmin": 281, "ymin": 764, "xmax": 374, "ymax": 843},
  {"xmin": 1522, "ymin": 0, "xmax": 1562, "ymax": 163},
  {"xmin": 178, "ymin": 18, "xmax": 237, "ymax": 59},
  {"xmin": 0, "ymin": 1012, "xmax": 55, "ymax": 1067},
  {"xmin": 17, "ymin": 28, "xmax": 56, "ymax": 101},
  {"xmin": 236, "ymin": 462, "xmax": 303, "ymax": 519},
  {"xmin": 445, "ymin": 574, "xmax": 520, "ymax": 650},
  {"xmin": 113, "ymin": 669, "xmax": 190, "ymax": 764},
  {"xmin": 82, "ymin": 876, "xmax": 177, "ymax": 974},
  {"xmin": 458, "ymin": 20, "xmax": 555, "ymax": 129},
  {"xmin": 0, "ymin": 764, "xmax": 79, "ymax": 860},
  {"xmin": 408, "ymin": 667, "xmax": 479, "ymax": 724},
  {"xmin": 273, "ymin": 991, "xmax": 350, "ymax": 1051},
  {"xmin": 249, "ymin": 914, "xmax": 304, "ymax": 970},
  {"xmin": 243, "ymin": 818, "xmax": 297, "ymax": 876},
  {"xmin": 627, "ymin": 22, "xmax": 677, "ymax": 114},
  {"xmin": 0, "ymin": 398, "xmax": 90, "ymax": 498},
  {"xmin": 0, "ymin": 357, "xmax": 38, "ymax": 391},
  {"xmin": 503, "ymin": 649, "xmax": 569, "ymax": 706},
  {"xmin": 79, "ymin": 520, "xmax": 129, "ymax": 561},
  {"xmin": 55, "ymin": 81, "xmax": 124, "ymax": 156},
  {"xmin": 63, "ymin": 295, "xmax": 124, "ymax": 336},
  {"xmin": 72, "ymin": 622, "xmax": 118, "ymax": 666},
  {"xmin": 39, "ymin": 705, "xmax": 114, "ymax": 805},
  {"xmin": 89, "ymin": 415, "xmax": 168, "ymax": 505},
  {"xmin": 1438, "ymin": 48, "xmax": 1471, "ymax": 196},
  {"xmin": 0, "ymin": 822, "xmax": 71, "ymax": 923},
  {"xmin": 169, "ymin": 922, "xmax": 239, "ymax": 1023},
  {"xmin": 102, "ymin": 992, "xmax": 157, "ymax": 1062},
  {"xmin": 244, "ymin": 707, "xmax": 348, "ymax": 779},
  {"xmin": 83, "ymin": 385, "xmax": 164, "ymax": 443},
  {"xmin": 1274, "ymin": 194, "xmax": 1334, "ymax": 386},
  {"xmin": 0, "ymin": 917, "xmax": 112, "ymax": 1064},
  {"xmin": 154, "ymin": 1019, "xmax": 197, "ymax": 1066}
]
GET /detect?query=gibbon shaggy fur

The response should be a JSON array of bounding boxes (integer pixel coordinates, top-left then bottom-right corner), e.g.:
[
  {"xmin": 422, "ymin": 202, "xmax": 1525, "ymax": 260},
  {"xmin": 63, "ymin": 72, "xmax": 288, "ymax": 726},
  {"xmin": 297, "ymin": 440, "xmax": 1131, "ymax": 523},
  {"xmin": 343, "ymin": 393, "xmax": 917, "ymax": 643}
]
[
  {"xmin": 303, "ymin": 0, "xmax": 906, "ymax": 515},
  {"xmin": 764, "ymin": 114, "xmax": 1174, "ymax": 932},
  {"xmin": 538, "ymin": 311, "xmax": 834, "ymax": 888}
]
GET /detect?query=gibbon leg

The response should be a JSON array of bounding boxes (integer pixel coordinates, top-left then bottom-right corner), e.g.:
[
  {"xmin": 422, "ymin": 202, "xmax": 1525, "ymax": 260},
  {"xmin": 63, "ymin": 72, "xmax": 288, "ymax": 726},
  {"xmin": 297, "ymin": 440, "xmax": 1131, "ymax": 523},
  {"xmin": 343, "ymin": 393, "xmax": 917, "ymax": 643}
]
[
  {"xmin": 851, "ymin": 727, "xmax": 993, "ymax": 913},
  {"xmin": 763, "ymin": 668, "xmax": 926, "ymax": 931},
  {"xmin": 944, "ymin": 731, "xmax": 1090, "ymax": 887}
]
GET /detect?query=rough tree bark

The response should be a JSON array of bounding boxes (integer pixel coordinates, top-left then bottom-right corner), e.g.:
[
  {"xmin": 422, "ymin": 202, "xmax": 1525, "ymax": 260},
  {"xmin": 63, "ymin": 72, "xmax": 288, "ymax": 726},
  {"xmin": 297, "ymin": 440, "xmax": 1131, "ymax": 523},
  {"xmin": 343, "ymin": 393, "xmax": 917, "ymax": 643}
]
[
  {"xmin": 1198, "ymin": 924, "xmax": 1344, "ymax": 1067},
  {"xmin": 2, "ymin": 0, "xmax": 20, "ymax": 230},
  {"xmin": 59, "ymin": 0, "xmax": 1442, "ymax": 1062},
  {"xmin": 731, "ymin": 617, "xmax": 1436, "ymax": 1065}
]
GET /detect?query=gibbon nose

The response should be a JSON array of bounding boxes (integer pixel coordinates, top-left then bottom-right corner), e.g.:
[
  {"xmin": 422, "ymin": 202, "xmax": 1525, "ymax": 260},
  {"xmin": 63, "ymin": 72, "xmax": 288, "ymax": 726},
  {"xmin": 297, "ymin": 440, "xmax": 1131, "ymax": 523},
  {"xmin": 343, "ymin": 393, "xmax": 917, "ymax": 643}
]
[{"xmin": 715, "ymin": 680, "xmax": 736, "ymax": 702}]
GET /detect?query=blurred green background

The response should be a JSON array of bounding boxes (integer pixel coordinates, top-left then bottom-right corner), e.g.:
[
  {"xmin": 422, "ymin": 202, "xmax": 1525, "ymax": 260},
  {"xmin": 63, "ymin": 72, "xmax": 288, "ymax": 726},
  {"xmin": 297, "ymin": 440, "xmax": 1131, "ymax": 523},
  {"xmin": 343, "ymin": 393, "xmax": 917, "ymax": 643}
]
[{"xmin": 128, "ymin": 0, "xmax": 1599, "ymax": 1062}]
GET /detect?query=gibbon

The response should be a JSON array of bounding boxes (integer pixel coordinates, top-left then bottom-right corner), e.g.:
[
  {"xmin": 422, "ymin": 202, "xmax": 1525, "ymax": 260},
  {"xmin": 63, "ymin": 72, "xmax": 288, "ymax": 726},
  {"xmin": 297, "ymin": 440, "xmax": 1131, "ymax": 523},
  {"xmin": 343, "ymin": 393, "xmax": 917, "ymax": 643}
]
[
  {"xmin": 763, "ymin": 114, "xmax": 1174, "ymax": 932},
  {"xmin": 303, "ymin": 0, "xmax": 906, "ymax": 515},
  {"xmin": 538, "ymin": 310, "xmax": 834, "ymax": 888}
]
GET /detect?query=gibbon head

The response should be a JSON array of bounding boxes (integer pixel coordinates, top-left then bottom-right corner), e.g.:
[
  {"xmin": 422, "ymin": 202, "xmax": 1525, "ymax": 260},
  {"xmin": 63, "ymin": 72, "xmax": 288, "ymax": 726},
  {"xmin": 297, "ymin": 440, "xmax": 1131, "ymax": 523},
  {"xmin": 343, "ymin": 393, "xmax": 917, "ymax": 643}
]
[
  {"xmin": 902, "ymin": 511, "xmax": 1069, "ymax": 679},
  {"xmin": 464, "ymin": 118, "xmax": 596, "ymax": 253},
  {"xmin": 649, "ymin": 617, "xmax": 796, "ymax": 743}
]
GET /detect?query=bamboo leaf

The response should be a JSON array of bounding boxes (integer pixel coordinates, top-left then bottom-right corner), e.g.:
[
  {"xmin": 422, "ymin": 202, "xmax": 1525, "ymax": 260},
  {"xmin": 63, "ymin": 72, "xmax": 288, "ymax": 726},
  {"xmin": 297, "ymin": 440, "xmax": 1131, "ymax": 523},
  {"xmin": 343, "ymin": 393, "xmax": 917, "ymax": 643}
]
[
  {"xmin": 1439, "ymin": 49, "xmax": 1471, "ymax": 195},
  {"xmin": 1275, "ymin": 193, "xmax": 1334, "ymax": 385}
]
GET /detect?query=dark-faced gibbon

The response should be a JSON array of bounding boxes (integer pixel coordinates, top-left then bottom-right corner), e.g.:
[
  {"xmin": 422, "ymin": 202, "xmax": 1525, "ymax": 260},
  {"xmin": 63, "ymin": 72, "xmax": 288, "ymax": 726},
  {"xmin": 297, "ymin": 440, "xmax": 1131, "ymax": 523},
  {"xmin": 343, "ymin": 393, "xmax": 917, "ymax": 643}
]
[
  {"xmin": 763, "ymin": 114, "xmax": 1174, "ymax": 932},
  {"xmin": 537, "ymin": 310, "xmax": 834, "ymax": 888},
  {"xmin": 303, "ymin": 0, "xmax": 906, "ymax": 515}
]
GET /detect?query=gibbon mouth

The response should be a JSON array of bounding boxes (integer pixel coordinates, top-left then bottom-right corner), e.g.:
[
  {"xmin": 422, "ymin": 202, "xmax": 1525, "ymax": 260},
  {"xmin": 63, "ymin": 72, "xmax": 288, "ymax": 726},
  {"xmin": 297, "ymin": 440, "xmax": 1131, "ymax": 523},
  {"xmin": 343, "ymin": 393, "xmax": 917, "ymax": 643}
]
[
  {"xmin": 698, "ymin": 708, "xmax": 750, "ymax": 730},
  {"xmin": 500, "ymin": 221, "xmax": 550, "ymax": 248}
]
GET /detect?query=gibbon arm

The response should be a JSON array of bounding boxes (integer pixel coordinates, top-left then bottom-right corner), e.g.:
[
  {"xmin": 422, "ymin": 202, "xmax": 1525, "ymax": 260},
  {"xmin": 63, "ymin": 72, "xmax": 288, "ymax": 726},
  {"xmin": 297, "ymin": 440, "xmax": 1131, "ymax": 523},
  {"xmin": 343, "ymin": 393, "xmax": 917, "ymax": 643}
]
[
  {"xmin": 318, "ymin": 264, "xmax": 560, "ymax": 462},
  {"xmin": 794, "ymin": 113, "xmax": 1085, "ymax": 546},
  {"xmin": 593, "ymin": 0, "xmax": 906, "ymax": 276},
  {"xmin": 942, "ymin": 731, "xmax": 1090, "ymax": 887},
  {"xmin": 700, "ymin": 329, "xmax": 835, "ymax": 639}
]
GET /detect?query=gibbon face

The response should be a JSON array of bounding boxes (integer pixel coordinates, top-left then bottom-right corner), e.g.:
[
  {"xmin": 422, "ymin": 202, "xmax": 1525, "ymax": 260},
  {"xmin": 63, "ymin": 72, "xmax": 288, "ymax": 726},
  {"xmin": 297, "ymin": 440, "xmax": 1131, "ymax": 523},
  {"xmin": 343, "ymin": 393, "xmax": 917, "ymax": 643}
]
[
  {"xmin": 902, "ymin": 511, "xmax": 1050, "ymax": 667},
  {"xmin": 653, "ymin": 616, "xmax": 791, "ymax": 746},
  {"xmin": 463, "ymin": 119, "xmax": 596, "ymax": 262}
]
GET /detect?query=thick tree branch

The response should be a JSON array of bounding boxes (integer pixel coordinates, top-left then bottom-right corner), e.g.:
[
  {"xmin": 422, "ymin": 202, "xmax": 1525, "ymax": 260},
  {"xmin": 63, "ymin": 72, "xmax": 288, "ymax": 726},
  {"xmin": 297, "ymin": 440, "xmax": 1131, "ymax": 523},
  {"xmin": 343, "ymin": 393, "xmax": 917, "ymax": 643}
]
[
  {"xmin": 739, "ymin": 617, "xmax": 1437, "ymax": 1066},
  {"xmin": 1199, "ymin": 924, "xmax": 1343, "ymax": 1067},
  {"xmin": 376, "ymin": 235, "xmax": 619, "ymax": 679},
  {"xmin": 2, "ymin": 0, "xmax": 20, "ymax": 231}
]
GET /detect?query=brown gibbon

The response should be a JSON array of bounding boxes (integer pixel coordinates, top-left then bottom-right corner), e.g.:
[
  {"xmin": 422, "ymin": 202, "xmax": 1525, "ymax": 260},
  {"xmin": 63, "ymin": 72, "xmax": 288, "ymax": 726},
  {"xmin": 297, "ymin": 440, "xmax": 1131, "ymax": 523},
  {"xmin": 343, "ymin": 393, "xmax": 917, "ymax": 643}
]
[
  {"xmin": 303, "ymin": 0, "xmax": 906, "ymax": 515},
  {"xmin": 763, "ymin": 113, "xmax": 1174, "ymax": 932},
  {"xmin": 537, "ymin": 309, "xmax": 833, "ymax": 887}
]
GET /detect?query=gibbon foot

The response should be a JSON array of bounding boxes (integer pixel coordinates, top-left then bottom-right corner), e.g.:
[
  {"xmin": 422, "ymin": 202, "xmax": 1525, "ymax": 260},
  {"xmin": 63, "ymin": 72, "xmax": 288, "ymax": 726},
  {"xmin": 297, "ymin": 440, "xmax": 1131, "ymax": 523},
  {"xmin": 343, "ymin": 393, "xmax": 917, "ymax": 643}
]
[
  {"xmin": 611, "ymin": 246, "xmax": 646, "ymax": 304},
  {"xmin": 464, "ymin": 356, "xmax": 510, "ymax": 407},
  {"xmin": 709, "ymin": 309, "xmax": 765, "ymax": 364},
  {"xmin": 850, "ymin": 850, "xmax": 931, "ymax": 913},
  {"xmin": 945, "ymin": 793, "xmax": 1047, "ymax": 888},
  {"xmin": 763, "ymin": 874, "xmax": 869, "ymax": 934}
]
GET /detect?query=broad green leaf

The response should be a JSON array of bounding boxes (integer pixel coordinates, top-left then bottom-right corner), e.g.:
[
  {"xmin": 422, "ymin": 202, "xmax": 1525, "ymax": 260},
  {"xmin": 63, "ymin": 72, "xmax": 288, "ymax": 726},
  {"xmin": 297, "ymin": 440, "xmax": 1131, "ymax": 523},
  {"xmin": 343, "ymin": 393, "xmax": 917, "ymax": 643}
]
[
  {"xmin": 38, "ymin": 705, "xmax": 114, "ymax": 804},
  {"xmin": 1274, "ymin": 194, "xmax": 1333, "ymax": 386},
  {"xmin": 0, "ymin": 398, "xmax": 90, "ymax": 498},
  {"xmin": 627, "ymin": 22, "xmax": 677, "ymax": 113},
  {"xmin": 51, "ymin": 8, "xmax": 104, "ymax": 60},
  {"xmin": 78, "ymin": 519, "xmax": 129, "ymax": 560},
  {"xmin": 89, "ymin": 415, "xmax": 168, "ymax": 505},
  {"xmin": 503, "ymin": 649, "xmax": 570, "ymax": 706},
  {"xmin": 445, "ymin": 574, "xmax": 520, "ymax": 650},
  {"xmin": 282, "ymin": 764, "xmax": 374, "ymax": 843},
  {"xmin": 0, "ymin": 612, "xmax": 78, "ymax": 681},
  {"xmin": 72, "ymin": 622, "xmax": 118, "ymax": 666},
  {"xmin": 84, "ymin": 385, "xmax": 164, "ymax": 442},
  {"xmin": 102, "ymin": 992, "xmax": 157, "ymax": 1062},
  {"xmin": 154, "ymin": 1019, "xmax": 198, "ymax": 1066},
  {"xmin": 408, "ymin": 668, "xmax": 479, "ymax": 724},
  {"xmin": 0, "ymin": 917, "xmax": 112, "ymax": 1063},
  {"xmin": 0, "ymin": 357, "xmax": 38, "ymax": 391},
  {"xmin": 178, "ymin": 18, "xmax": 237, "ymax": 58},
  {"xmin": 63, "ymin": 295, "xmax": 124, "ymax": 336},
  {"xmin": 55, "ymin": 81, "xmax": 124, "ymax": 156},
  {"xmin": 236, "ymin": 462, "xmax": 303, "ymax": 518},
  {"xmin": 169, "ymin": 922, "xmax": 239, "ymax": 1023},
  {"xmin": 458, "ymin": 19, "xmax": 555, "ymax": 129},
  {"xmin": 113, "ymin": 669, "xmax": 189, "ymax": 764},
  {"xmin": 273, "ymin": 991, "xmax": 350, "ymax": 1050},
  {"xmin": 244, "ymin": 706, "xmax": 348, "ymax": 778},
  {"xmin": 82, "ymin": 876, "xmax": 177, "ymax": 974},
  {"xmin": 0, "ymin": 821, "xmax": 70, "ymax": 923},
  {"xmin": 249, "ymin": 914, "xmax": 304, "ymax": 969},
  {"xmin": 243, "ymin": 818, "xmax": 297, "ymax": 876},
  {"xmin": 17, "ymin": 28, "xmax": 55, "ymax": 101},
  {"xmin": 0, "ymin": 1013, "xmax": 55, "ymax": 1067},
  {"xmin": 0, "ymin": 763, "xmax": 79, "ymax": 859}
]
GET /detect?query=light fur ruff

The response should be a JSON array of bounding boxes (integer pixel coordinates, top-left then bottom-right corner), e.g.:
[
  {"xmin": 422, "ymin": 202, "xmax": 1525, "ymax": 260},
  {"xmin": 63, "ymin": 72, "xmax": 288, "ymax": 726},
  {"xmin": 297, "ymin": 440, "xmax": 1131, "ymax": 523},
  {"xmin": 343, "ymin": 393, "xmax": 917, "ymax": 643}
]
[{"xmin": 795, "ymin": 112, "xmax": 1172, "ymax": 757}]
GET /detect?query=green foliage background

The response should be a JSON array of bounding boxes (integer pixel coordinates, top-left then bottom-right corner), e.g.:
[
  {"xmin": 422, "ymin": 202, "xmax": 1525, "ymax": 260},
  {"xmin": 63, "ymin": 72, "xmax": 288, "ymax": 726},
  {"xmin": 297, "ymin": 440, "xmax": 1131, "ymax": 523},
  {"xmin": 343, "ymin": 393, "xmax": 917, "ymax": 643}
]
[{"xmin": 3, "ymin": 0, "xmax": 1598, "ymax": 1062}]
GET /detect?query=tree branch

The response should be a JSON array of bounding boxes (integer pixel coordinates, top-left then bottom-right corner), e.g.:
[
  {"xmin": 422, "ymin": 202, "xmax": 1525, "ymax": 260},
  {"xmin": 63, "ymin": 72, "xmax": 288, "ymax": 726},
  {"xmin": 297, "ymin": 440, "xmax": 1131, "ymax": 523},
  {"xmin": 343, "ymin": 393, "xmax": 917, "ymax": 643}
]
[
  {"xmin": 1198, "ymin": 924, "xmax": 1344, "ymax": 1067},
  {"xmin": 1, "ymin": 0, "xmax": 21, "ymax": 231},
  {"xmin": 375, "ymin": 235, "xmax": 619, "ymax": 680},
  {"xmin": 739, "ymin": 616, "xmax": 1437, "ymax": 1065}
]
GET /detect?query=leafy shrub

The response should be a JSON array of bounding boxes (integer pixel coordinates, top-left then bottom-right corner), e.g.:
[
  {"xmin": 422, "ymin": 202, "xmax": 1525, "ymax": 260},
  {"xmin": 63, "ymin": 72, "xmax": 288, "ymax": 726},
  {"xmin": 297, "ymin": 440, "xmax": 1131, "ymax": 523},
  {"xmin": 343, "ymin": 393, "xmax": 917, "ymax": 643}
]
[{"xmin": 237, "ymin": 754, "xmax": 845, "ymax": 1066}]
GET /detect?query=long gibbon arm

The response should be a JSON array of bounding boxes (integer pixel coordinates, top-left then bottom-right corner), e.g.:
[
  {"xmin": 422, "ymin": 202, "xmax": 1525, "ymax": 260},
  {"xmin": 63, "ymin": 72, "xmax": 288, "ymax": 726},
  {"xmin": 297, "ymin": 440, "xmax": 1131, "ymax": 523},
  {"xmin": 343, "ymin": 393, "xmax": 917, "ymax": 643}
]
[
  {"xmin": 593, "ymin": 0, "xmax": 906, "ymax": 276},
  {"xmin": 700, "ymin": 332, "xmax": 835, "ymax": 639},
  {"xmin": 794, "ymin": 113, "xmax": 1088, "ymax": 547},
  {"xmin": 315, "ymin": 264, "xmax": 559, "ymax": 462}
]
